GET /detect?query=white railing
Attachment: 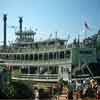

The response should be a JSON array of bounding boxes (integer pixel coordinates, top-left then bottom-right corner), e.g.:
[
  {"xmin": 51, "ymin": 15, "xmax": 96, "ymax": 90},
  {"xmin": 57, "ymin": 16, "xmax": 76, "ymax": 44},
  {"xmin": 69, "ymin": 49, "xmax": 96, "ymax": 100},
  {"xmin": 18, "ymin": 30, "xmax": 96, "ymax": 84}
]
[
  {"xmin": 12, "ymin": 74, "xmax": 59, "ymax": 81},
  {"xmin": 0, "ymin": 46, "xmax": 66, "ymax": 53},
  {"xmin": 0, "ymin": 59, "xmax": 71, "ymax": 66}
]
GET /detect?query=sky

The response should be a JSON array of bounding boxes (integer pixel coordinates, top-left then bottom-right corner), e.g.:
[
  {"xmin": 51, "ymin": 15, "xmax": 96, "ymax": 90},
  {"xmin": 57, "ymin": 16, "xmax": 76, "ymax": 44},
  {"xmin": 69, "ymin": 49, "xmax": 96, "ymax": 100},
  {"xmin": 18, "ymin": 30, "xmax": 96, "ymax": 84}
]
[{"xmin": 0, "ymin": 0, "xmax": 100, "ymax": 44}]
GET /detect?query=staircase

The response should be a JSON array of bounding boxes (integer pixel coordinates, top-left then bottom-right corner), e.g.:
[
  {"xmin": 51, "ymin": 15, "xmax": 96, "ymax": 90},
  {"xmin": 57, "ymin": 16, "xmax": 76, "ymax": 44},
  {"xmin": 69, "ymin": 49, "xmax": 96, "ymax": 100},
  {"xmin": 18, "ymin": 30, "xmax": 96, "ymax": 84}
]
[{"xmin": 72, "ymin": 63, "xmax": 94, "ymax": 78}]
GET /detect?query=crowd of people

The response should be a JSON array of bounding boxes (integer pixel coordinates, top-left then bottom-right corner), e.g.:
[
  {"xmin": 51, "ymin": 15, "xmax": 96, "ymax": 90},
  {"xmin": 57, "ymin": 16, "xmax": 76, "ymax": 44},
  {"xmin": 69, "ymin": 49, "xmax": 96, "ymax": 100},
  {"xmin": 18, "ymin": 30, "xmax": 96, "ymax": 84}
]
[
  {"xmin": 32, "ymin": 79, "xmax": 100, "ymax": 100},
  {"xmin": 69, "ymin": 78, "xmax": 100, "ymax": 99}
]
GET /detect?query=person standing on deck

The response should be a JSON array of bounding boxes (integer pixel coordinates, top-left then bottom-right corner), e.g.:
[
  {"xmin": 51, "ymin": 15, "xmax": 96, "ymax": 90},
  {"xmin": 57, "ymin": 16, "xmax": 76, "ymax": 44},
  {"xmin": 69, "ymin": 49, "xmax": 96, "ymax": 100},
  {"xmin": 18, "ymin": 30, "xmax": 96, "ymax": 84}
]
[{"xmin": 34, "ymin": 87, "xmax": 39, "ymax": 100}]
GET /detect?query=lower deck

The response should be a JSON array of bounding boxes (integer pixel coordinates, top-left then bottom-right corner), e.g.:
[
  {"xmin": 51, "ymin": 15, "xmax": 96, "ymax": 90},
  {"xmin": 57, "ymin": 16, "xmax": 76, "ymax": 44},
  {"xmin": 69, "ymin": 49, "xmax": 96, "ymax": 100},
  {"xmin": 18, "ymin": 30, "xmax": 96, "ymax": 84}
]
[{"xmin": 10, "ymin": 64, "xmax": 71, "ymax": 82}]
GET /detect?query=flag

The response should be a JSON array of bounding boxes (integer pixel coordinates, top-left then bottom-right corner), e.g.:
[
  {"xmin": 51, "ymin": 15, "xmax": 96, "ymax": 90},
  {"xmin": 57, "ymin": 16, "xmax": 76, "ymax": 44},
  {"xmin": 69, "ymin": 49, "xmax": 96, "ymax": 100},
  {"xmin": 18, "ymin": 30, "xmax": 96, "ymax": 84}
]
[{"xmin": 84, "ymin": 21, "xmax": 90, "ymax": 30}]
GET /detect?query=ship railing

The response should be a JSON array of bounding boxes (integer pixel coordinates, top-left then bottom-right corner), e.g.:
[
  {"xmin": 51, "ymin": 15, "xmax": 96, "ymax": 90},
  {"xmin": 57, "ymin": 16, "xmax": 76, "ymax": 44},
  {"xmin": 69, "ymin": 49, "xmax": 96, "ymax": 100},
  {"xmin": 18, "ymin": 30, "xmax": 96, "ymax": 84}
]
[
  {"xmin": 15, "ymin": 47, "xmax": 65, "ymax": 52},
  {"xmin": 0, "ymin": 46, "xmax": 66, "ymax": 53},
  {"xmin": 12, "ymin": 73, "xmax": 59, "ymax": 80},
  {"xmin": 1, "ymin": 59, "xmax": 71, "ymax": 65}
]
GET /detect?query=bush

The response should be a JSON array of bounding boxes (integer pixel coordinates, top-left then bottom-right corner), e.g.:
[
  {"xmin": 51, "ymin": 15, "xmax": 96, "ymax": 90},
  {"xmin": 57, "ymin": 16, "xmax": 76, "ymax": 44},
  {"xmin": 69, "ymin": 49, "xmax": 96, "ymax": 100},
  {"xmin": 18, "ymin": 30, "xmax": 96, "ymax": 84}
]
[{"xmin": 0, "ymin": 81, "xmax": 33, "ymax": 99}]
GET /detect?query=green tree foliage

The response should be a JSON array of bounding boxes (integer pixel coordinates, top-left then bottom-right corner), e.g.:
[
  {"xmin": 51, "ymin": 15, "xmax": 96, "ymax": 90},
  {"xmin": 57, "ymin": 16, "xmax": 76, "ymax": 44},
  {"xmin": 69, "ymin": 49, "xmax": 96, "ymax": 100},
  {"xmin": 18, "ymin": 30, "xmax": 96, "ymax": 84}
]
[{"xmin": 0, "ymin": 67, "xmax": 33, "ymax": 99}]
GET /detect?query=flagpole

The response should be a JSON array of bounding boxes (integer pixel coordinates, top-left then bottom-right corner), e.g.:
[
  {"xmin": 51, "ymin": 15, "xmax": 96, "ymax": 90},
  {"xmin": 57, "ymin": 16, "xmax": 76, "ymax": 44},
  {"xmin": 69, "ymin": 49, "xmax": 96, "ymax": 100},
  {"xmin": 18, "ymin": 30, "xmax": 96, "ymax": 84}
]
[
  {"xmin": 85, "ymin": 28, "xmax": 87, "ymax": 39},
  {"xmin": 84, "ymin": 21, "xmax": 90, "ymax": 39}
]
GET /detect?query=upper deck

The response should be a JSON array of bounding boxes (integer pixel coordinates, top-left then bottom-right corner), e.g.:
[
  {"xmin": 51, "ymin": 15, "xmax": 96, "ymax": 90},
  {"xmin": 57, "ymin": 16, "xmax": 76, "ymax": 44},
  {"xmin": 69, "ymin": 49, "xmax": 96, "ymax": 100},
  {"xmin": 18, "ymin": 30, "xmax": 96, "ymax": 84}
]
[{"xmin": 0, "ymin": 32, "xmax": 67, "ymax": 53}]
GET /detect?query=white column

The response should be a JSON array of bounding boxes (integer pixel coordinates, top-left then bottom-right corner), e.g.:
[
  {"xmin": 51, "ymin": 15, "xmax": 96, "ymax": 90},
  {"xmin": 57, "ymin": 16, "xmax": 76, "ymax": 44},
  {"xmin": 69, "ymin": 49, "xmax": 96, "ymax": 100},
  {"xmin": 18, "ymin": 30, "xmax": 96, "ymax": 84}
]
[
  {"xmin": 36, "ymin": 66, "xmax": 39, "ymax": 77},
  {"xmin": 38, "ymin": 66, "xmax": 40, "ymax": 74},
  {"xmin": 58, "ymin": 66, "xmax": 63, "ymax": 80},
  {"xmin": 19, "ymin": 65, "xmax": 21, "ymax": 73},
  {"xmin": 28, "ymin": 66, "xmax": 30, "ymax": 74}
]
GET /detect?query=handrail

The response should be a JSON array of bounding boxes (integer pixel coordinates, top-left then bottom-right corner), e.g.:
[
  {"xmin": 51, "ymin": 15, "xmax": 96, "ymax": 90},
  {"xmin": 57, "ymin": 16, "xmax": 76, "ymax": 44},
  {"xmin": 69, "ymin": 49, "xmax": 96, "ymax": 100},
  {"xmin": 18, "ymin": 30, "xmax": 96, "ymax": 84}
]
[
  {"xmin": 0, "ymin": 59, "xmax": 71, "ymax": 66},
  {"xmin": 0, "ymin": 46, "xmax": 67, "ymax": 53},
  {"xmin": 12, "ymin": 73, "xmax": 59, "ymax": 80}
]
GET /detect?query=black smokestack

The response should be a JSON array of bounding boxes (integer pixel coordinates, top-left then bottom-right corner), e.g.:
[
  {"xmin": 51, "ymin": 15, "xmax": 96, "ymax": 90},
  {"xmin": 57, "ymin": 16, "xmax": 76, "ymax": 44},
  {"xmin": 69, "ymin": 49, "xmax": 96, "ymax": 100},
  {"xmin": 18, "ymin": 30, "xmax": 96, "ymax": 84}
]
[
  {"xmin": 19, "ymin": 17, "xmax": 23, "ymax": 32},
  {"xmin": 3, "ymin": 14, "xmax": 7, "ymax": 49}
]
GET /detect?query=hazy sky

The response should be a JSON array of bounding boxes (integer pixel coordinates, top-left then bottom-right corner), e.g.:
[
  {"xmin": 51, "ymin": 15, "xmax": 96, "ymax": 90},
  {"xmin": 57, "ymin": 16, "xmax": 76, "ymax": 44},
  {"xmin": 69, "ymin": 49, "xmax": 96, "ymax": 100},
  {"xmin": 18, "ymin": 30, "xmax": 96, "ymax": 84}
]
[{"xmin": 0, "ymin": 0, "xmax": 100, "ymax": 44}]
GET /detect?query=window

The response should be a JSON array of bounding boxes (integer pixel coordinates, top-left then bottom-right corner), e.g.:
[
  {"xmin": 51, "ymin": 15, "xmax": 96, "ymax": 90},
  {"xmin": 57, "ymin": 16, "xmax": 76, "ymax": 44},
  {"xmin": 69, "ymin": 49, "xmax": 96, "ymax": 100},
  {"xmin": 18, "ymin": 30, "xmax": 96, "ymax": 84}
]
[
  {"xmin": 54, "ymin": 52, "xmax": 56, "ymax": 59},
  {"xmin": 30, "ymin": 66, "xmax": 37, "ymax": 74},
  {"xmin": 80, "ymin": 50, "xmax": 92, "ymax": 54},
  {"xmin": 65, "ymin": 50, "xmax": 71, "ymax": 58},
  {"xmin": 34, "ymin": 54, "xmax": 38, "ymax": 61},
  {"xmin": 17, "ymin": 54, "xmax": 20, "ymax": 60},
  {"xmin": 39, "ymin": 53, "xmax": 42, "ymax": 60},
  {"xmin": 49, "ymin": 52, "xmax": 53, "ymax": 60},
  {"xmin": 21, "ymin": 54, "xmax": 24, "ymax": 60},
  {"xmin": 6, "ymin": 55, "xmax": 8, "ymax": 59},
  {"xmin": 60, "ymin": 51, "xmax": 64, "ymax": 59},
  {"xmin": 49, "ymin": 66, "xmax": 58, "ymax": 74},
  {"xmin": 1, "ymin": 55, "xmax": 6, "ymax": 59},
  {"xmin": 25, "ymin": 54, "xmax": 28, "ymax": 60},
  {"xmin": 30, "ymin": 54, "xmax": 33, "ymax": 60},
  {"xmin": 44, "ymin": 53, "xmax": 48, "ymax": 60}
]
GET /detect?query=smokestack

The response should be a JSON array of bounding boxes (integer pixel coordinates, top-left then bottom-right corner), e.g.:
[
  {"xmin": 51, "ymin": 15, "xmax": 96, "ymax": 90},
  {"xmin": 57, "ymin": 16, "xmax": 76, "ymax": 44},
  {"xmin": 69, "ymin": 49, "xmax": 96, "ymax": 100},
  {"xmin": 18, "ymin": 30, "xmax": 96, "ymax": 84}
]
[
  {"xmin": 19, "ymin": 17, "xmax": 23, "ymax": 32},
  {"xmin": 3, "ymin": 14, "xmax": 7, "ymax": 49}
]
